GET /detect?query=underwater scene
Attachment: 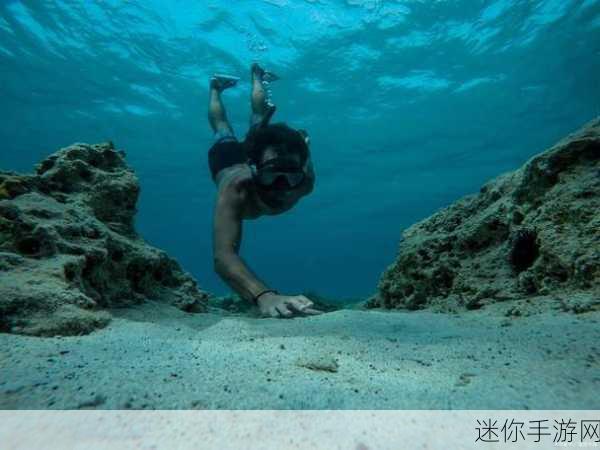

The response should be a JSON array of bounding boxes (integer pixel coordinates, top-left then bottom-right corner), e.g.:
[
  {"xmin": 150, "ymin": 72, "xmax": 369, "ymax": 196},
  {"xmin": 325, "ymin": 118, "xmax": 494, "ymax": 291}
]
[{"xmin": 0, "ymin": 0, "xmax": 599, "ymax": 411}]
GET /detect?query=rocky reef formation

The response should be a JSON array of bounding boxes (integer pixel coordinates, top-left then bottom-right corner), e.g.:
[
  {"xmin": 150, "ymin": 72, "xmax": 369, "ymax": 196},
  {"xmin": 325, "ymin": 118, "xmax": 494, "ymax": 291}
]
[
  {"xmin": 374, "ymin": 118, "xmax": 599, "ymax": 311},
  {"xmin": 0, "ymin": 143, "xmax": 209, "ymax": 336}
]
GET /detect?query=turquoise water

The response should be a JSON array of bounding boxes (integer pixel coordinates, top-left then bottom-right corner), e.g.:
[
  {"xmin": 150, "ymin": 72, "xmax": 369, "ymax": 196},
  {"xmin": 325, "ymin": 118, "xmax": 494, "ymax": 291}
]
[{"xmin": 1, "ymin": 0, "xmax": 599, "ymax": 300}]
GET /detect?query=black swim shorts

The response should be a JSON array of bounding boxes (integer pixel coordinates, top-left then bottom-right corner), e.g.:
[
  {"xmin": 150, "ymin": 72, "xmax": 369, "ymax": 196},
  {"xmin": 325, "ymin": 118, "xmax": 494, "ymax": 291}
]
[{"xmin": 208, "ymin": 130, "xmax": 247, "ymax": 182}]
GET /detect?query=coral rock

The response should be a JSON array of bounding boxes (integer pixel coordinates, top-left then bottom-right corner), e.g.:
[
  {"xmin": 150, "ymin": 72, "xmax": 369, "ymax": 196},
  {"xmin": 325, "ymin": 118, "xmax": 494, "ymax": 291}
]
[
  {"xmin": 0, "ymin": 142, "xmax": 209, "ymax": 336},
  {"xmin": 376, "ymin": 118, "xmax": 600, "ymax": 310}
]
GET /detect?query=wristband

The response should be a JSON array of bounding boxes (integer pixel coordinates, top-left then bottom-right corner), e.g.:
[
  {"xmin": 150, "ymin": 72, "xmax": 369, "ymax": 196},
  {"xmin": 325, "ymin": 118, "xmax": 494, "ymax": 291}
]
[{"xmin": 253, "ymin": 289, "xmax": 278, "ymax": 305}]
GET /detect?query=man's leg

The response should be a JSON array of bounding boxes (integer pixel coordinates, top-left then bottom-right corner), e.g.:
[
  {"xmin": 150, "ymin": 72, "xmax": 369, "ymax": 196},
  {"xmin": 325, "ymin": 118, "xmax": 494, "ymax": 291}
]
[
  {"xmin": 208, "ymin": 74, "xmax": 239, "ymax": 135},
  {"xmin": 250, "ymin": 63, "xmax": 279, "ymax": 127}
]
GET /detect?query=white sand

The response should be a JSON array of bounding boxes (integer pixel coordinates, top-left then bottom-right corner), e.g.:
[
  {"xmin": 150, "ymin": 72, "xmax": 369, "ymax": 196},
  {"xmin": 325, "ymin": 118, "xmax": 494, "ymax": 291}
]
[{"xmin": 1, "ymin": 301, "xmax": 598, "ymax": 409}]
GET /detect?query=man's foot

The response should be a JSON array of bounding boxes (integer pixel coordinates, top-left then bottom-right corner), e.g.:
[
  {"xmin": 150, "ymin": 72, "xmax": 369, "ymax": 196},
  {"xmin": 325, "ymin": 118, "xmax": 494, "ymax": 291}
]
[
  {"xmin": 251, "ymin": 62, "xmax": 280, "ymax": 83},
  {"xmin": 210, "ymin": 74, "xmax": 240, "ymax": 92}
]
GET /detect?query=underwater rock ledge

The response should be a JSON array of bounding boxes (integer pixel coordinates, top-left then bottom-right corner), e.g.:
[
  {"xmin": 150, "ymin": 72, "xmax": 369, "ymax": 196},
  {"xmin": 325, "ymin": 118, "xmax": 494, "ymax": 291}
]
[
  {"xmin": 373, "ymin": 118, "xmax": 600, "ymax": 311},
  {"xmin": 0, "ymin": 142, "xmax": 209, "ymax": 336}
]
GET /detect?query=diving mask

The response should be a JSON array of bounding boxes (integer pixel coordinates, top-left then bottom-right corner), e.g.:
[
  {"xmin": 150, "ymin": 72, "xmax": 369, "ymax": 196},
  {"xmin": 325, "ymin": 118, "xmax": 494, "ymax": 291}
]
[{"xmin": 250, "ymin": 159, "xmax": 305, "ymax": 190}]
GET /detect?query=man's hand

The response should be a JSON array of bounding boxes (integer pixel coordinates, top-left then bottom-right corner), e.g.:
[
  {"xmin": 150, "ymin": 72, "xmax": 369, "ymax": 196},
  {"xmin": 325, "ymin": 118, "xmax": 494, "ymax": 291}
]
[{"xmin": 257, "ymin": 292, "xmax": 323, "ymax": 318}]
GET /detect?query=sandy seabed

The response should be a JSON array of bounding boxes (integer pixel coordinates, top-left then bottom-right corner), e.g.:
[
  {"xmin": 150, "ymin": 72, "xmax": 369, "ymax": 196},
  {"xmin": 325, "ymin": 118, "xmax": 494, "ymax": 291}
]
[{"xmin": 1, "ymin": 301, "xmax": 598, "ymax": 410}]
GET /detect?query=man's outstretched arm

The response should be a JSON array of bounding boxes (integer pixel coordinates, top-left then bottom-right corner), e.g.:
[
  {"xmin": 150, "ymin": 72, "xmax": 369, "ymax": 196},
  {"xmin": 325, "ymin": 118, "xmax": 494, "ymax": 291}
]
[
  {"xmin": 212, "ymin": 183, "xmax": 322, "ymax": 317},
  {"xmin": 212, "ymin": 186, "xmax": 270, "ymax": 303}
]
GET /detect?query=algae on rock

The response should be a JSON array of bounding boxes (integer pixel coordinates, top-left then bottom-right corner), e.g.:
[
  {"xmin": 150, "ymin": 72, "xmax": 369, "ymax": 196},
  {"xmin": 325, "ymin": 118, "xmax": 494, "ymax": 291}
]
[
  {"xmin": 0, "ymin": 142, "xmax": 209, "ymax": 336},
  {"xmin": 374, "ymin": 118, "xmax": 600, "ymax": 310}
]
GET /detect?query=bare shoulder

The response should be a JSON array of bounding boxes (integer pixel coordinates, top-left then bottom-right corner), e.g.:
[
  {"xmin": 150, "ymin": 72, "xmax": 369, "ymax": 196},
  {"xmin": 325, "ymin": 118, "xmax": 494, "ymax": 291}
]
[{"xmin": 215, "ymin": 165, "xmax": 253, "ymax": 207}]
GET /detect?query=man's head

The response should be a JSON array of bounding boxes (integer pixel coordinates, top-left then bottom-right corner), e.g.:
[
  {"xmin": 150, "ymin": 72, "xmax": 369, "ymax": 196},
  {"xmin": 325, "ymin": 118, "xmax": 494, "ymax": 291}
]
[
  {"xmin": 245, "ymin": 123, "xmax": 310, "ymax": 193},
  {"xmin": 246, "ymin": 122, "xmax": 308, "ymax": 165}
]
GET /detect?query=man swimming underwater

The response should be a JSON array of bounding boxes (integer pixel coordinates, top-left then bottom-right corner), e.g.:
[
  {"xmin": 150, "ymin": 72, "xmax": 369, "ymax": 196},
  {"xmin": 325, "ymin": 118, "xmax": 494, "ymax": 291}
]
[{"xmin": 207, "ymin": 63, "xmax": 322, "ymax": 318}]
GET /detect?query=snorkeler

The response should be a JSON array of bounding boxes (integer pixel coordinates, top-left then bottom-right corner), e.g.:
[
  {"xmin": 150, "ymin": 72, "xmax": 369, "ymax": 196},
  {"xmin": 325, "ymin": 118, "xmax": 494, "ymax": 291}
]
[{"xmin": 207, "ymin": 63, "xmax": 321, "ymax": 318}]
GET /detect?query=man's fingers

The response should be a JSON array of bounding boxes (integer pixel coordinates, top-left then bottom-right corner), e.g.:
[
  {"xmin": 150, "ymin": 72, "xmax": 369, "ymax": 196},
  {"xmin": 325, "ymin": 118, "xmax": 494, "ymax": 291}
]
[
  {"xmin": 259, "ymin": 296, "xmax": 323, "ymax": 319},
  {"xmin": 296, "ymin": 296, "xmax": 313, "ymax": 307},
  {"xmin": 287, "ymin": 300, "xmax": 323, "ymax": 316},
  {"xmin": 301, "ymin": 308, "xmax": 323, "ymax": 315},
  {"xmin": 286, "ymin": 299, "xmax": 310, "ymax": 313},
  {"xmin": 275, "ymin": 305, "xmax": 293, "ymax": 318}
]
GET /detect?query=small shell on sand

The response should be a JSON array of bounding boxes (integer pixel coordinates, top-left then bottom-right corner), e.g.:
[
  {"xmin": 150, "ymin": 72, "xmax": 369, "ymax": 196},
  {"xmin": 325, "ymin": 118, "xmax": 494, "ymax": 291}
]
[{"xmin": 296, "ymin": 355, "xmax": 339, "ymax": 373}]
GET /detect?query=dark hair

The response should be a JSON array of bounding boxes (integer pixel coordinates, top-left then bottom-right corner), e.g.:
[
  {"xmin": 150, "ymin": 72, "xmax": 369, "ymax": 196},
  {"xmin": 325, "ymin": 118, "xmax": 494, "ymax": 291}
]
[{"xmin": 245, "ymin": 123, "xmax": 309, "ymax": 165}]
